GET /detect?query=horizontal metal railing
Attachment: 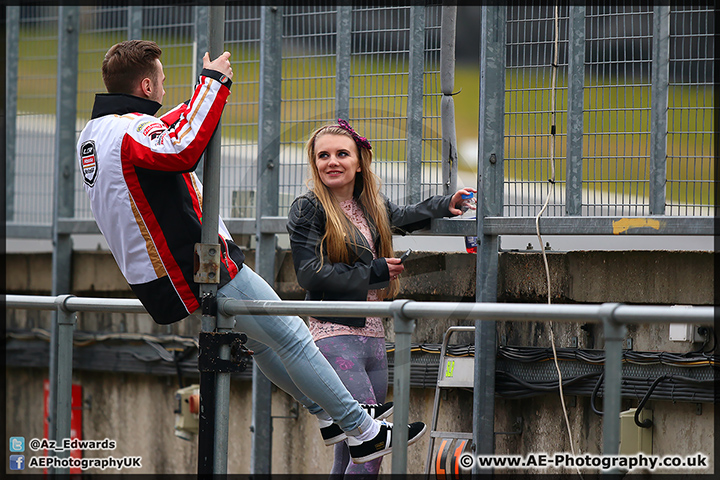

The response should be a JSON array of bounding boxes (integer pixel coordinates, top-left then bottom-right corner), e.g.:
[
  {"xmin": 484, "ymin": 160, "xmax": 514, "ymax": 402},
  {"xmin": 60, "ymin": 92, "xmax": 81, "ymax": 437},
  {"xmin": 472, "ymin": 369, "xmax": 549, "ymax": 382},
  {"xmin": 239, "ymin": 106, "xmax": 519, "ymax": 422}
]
[
  {"xmin": 5, "ymin": 294, "xmax": 714, "ymax": 475},
  {"xmin": 7, "ymin": 214, "xmax": 715, "ymax": 240}
]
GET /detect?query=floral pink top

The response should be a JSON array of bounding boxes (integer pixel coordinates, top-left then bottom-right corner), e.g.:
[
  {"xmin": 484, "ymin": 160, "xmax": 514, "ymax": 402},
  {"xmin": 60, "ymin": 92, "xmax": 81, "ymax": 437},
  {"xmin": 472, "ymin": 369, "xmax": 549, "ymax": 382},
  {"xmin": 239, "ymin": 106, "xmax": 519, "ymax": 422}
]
[{"xmin": 308, "ymin": 198, "xmax": 385, "ymax": 341}]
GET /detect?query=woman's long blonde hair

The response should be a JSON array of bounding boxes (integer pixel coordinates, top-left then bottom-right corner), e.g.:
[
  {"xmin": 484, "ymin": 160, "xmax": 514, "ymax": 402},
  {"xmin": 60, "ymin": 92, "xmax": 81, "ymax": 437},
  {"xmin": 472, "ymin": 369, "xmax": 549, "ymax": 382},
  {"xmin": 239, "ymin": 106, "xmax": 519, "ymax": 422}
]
[{"xmin": 305, "ymin": 123, "xmax": 399, "ymax": 299}]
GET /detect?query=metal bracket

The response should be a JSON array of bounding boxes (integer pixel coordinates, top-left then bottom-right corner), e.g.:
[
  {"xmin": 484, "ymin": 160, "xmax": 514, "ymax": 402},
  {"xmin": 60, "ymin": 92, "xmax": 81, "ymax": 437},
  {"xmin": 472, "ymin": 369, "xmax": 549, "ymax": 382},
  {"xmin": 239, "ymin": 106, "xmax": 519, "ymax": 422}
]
[
  {"xmin": 55, "ymin": 294, "xmax": 77, "ymax": 325},
  {"xmin": 198, "ymin": 332, "xmax": 252, "ymax": 373},
  {"xmin": 390, "ymin": 299, "xmax": 415, "ymax": 334},
  {"xmin": 194, "ymin": 243, "xmax": 221, "ymax": 284}
]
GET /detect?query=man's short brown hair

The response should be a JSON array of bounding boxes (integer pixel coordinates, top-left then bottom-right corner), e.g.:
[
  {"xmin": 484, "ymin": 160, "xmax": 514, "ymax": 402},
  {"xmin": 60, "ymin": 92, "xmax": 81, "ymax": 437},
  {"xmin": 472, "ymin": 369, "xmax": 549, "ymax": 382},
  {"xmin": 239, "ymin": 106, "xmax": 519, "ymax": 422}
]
[{"xmin": 102, "ymin": 40, "xmax": 162, "ymax": 94}]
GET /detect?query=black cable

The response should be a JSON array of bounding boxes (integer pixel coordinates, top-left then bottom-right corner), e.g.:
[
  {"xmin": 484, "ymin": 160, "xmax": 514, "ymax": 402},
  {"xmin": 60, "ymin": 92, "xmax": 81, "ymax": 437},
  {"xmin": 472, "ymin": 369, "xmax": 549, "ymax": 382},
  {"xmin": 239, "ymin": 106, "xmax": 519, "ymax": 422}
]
[
  {"xmin": 495, "ymin": 370, "xmax": 713, "ymax": 403},
  {"xmin": 174, "ymin": 350, "xmax": 185, "ymax": 388},
  {"xmin": 591, "ymin": 371, "xmax": 604, "ymax": 416},
  {"xmin": 497, "ymin": 344, "xmax": 718, "ymax": 367},
  {"xmin": 708, "ymin": 330, "xmax": 717, "ymax": 353},
  {"xmin": 634, "ymin": 375, "xmax": 670, "ymax": 429},
  {"xmin": 496, "ymin": 370, "xmax": 600, "ymax": 393},
  {"xmin": 688, "ymin": 327, "xmax": 711, "ymax": 355},
  {"xmin": 700, "ymin": 329, "xmax": 717, "ymax": 354}
]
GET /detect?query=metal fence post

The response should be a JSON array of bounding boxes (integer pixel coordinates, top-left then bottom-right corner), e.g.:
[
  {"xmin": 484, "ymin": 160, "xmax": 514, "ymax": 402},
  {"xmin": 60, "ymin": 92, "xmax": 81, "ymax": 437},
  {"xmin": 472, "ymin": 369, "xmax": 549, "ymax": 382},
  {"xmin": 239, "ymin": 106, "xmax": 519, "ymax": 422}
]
[
  {"xmin": 600, "ymin": 303, "xmax": 624, "ymax": 470},
  {"xmin": 6, "ymin": 6, "xmax": 20, "ymax": 222},
  {"xmin": 194, "ymin": 5, "xmax": 209, "ymax": 79},
  {"xmin": 649, "ymin": 6, "xmax": 670, "ymax": 215},
  {"xmin": 336, "ymin": 5, "xmax": 352, "ymax": 121},
  {"xmin": 440, "ymin": 6, "xmax": 458, "ymax": 195},
  {"xmin": 49, "ymin": 9, "xmax": 79, "ymax": 470},
  {"xmin": 390, "ymin": 299, "xmax": 414, "ymax": 474},
  {"xmin": 196, "ymin": 4, "xmax": 226, "ymax": 475},
  {"xmin": 566, "ymin": 6, "xmax": 586, "ymax": 216},
  {"xmin": 128, "ymin": 5, "xmax": 143, "ymax": 40},
  {"xmin": 474, "ymin": 5, "xmax": 505, "ymax": 473},
  {"xmin": 53, "ymin": 5, "xmax": 79, "ymax": 251},
  {"xmin": 252, "ymin": 5, "xmax": 284, "ymax": 474},
  {"xmin": 213, "ymin": 312, "xmax": 235, "ymax": 475},
  {"xmin": 193, "ymin": 4, "xmax": 209, "ymax": 182},
  {"xmin": 405, "ymin": 5, "xmax": 425, "ymax": 204},
  {"xmin": 54, "ymin": 295, "xmax": 77, "ymax": 475}
]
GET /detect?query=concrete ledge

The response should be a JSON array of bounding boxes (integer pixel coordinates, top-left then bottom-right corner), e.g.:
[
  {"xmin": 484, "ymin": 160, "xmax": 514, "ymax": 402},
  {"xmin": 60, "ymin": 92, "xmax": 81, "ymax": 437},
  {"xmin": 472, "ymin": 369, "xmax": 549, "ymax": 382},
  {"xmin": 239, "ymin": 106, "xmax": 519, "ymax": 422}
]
[
  {"xmin": 498, "ymin": 250, "xmax": 714, "ymax": 305},
  {"xmin": 5, "ymin": 249, "xmax": 713, "ymax": 305}
]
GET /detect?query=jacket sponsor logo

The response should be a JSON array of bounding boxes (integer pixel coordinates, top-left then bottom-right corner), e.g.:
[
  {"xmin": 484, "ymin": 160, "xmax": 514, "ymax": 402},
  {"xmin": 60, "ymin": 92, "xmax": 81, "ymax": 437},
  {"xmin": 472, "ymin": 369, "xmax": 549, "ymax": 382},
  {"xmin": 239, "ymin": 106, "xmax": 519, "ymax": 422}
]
[
  {"xmin": 150, "ymin": 130, "xmax": 166, "ymax": 144},
  {"xmin": 136, "ymin": 120, "xmax": 151, "ymax": 132},
  {"xmin": 142, "ymin": 122, "xmax": 165, "ymax": 137},
  {"xmin": 80, "ymin": 140, "xmax": 98, "ymax": 187}
]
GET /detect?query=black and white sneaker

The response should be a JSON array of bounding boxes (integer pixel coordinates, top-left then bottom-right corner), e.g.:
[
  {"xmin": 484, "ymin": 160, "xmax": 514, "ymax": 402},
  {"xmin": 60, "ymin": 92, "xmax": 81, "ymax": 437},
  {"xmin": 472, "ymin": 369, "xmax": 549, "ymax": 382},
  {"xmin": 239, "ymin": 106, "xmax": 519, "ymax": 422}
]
[
  {"xmin": 320, "ymin": 403, "xmax": 395, "ymax": 446},
  {"xmin": 347, "ymin": 420, "xmax": 427, "ymax": 464}
]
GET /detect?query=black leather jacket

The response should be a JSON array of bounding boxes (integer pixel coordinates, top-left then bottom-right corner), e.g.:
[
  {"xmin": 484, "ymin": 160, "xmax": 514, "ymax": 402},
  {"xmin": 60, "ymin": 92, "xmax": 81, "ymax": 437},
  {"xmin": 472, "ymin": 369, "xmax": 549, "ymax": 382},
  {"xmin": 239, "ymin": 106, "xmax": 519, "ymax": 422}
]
[{"xmin": 286, "ymin": 191, "xmax": 454, "ymax": 327}]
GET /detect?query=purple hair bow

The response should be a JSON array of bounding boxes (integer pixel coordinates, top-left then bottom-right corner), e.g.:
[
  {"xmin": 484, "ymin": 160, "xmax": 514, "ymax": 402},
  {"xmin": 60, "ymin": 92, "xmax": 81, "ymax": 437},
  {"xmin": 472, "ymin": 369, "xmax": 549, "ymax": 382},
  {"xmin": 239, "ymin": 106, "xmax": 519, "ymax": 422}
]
[{"xmin": 337, "ymin": 119, "xmax": 372, "ymax": 151}]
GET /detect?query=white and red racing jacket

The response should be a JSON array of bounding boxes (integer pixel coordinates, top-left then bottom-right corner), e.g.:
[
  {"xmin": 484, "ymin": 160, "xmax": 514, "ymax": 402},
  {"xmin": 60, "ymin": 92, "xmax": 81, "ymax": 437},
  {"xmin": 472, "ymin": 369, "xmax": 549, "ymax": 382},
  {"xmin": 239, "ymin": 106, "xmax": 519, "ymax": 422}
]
[{"xmin": 77, "ymin": 68, "xmax": 244, "ymax": 324}]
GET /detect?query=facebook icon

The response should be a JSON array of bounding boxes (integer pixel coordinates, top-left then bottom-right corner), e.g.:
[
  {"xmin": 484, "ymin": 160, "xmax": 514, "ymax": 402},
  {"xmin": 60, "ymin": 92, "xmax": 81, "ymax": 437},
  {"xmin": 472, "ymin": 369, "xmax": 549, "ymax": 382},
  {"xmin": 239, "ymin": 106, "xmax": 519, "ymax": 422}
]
[{"xmin": 10, "ymin": 455, "xmax": 25, "ymax": 470}]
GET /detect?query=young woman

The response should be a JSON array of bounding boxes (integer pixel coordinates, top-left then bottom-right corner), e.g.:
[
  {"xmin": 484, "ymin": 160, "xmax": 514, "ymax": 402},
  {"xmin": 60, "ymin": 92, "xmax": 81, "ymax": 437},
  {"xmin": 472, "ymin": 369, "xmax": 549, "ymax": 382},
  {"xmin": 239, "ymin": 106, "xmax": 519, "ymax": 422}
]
[{"xmin": 287, "ymin": 119, "xmax": 474, "ymax": 477}]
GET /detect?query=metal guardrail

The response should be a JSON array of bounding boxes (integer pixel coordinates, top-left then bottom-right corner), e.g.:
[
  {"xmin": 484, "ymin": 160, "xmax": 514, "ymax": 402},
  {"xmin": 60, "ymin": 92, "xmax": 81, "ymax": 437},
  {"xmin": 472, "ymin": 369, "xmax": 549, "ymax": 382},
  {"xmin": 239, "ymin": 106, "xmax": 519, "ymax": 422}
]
[
  {"xmin": 5, "ymin": 214, "xmax": 712, "ymax": 238},
  {"xmin": 5, "ymin": 294, "xmax": 713, "ymax": 475}
]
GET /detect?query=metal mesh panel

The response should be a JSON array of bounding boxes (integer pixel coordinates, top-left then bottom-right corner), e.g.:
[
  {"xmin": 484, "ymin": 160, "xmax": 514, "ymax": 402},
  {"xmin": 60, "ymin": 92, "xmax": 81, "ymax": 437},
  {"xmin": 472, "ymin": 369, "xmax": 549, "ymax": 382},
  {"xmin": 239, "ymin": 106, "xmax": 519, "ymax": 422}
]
[
  {"xmin": 13, "ymin": 6, "xmax": 59, "ymax": 225},
  {"xmin": 273, "ymin": 5, "xmax": 444, "ymax": 213},
  {"xmin": 277, "ymin": 5, "xmax": 337, "ymax": 216},
  {"xmin": 222, "ymin": 5, "xmax": 261, "ymax": 219},
  {"xmin": 7, "ymin": 6, "xmax": 714, "ymax": 238},
  {"xmin": 352, "ymin": 5, "xmax": 443, "ymax": 204},
  {"xmin": 351, "ymin": 5, "xmax": 412, "ymax": 203},
  {"xmin": 421, "ymin": 7, "xmax": 443, "ymax": 198},
  {"xmin": 666, "ymin": 5, "xmax": 715, "ymax": 216},
  {"xmin": 583, "ymin": 6, "xmax": 653, "ymax": 215},
  {"xmin": 504, "ymin": 5, "xmax": 569, "ymax": 217},
  {"xmin": 503, "ymin": 5, "xmax": 713, "ymax": 218}
]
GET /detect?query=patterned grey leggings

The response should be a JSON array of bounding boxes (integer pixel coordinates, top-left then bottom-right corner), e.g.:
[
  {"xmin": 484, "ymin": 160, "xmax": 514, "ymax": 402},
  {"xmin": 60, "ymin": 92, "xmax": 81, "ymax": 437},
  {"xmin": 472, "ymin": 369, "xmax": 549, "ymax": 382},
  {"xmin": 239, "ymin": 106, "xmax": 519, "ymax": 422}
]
[{"xmin": 314, "ymin": 334, "xmax": 388, "ymax": 478}]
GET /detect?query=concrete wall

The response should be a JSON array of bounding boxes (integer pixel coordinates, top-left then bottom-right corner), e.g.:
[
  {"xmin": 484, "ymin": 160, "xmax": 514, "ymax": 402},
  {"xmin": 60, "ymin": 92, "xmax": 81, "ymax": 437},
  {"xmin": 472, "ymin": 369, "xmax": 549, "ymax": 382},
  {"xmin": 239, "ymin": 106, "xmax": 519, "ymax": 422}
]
[{"xmin": 5, "ymin": 248, "xmax": 715, "ymax": 475}]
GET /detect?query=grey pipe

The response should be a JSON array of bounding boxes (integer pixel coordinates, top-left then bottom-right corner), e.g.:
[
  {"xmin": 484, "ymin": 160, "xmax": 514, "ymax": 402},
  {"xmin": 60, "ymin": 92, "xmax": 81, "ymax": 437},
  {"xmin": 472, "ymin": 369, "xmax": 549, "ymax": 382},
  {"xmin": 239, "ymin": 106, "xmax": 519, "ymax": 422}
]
[{"xmin": 8, "ymin": 296, "xmax": 714, "ymax": 326}]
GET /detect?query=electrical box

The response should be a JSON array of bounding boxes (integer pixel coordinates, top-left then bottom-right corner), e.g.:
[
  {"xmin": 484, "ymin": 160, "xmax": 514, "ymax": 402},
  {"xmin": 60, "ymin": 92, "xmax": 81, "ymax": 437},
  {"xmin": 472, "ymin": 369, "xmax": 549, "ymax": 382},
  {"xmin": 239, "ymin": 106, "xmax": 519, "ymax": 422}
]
[
  {"xmin": 174, "ymin": 384, "xmax": 200, "ymax": 440},
  {"xmin": 619, "ymin": 408, "xmax": 652, "ymax": 455},
  {"xmin": 669, "ymin": 323, "xmax": 692, "ymax": 342},
  {"xmin": 669, "ymin": 323, "xmax": 706, "ymax": 343},
  {"xmin": 438, "ymin": 357, "xmax": 475, "ymax": 388}
]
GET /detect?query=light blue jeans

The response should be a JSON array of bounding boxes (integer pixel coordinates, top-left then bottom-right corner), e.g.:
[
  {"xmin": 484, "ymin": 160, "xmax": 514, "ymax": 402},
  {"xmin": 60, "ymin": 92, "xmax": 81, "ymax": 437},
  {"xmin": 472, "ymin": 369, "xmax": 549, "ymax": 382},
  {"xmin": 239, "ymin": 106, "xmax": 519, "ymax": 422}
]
[{"xmin": 217, "ymin": 265, "xmax": 371, "ymax": 434}]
